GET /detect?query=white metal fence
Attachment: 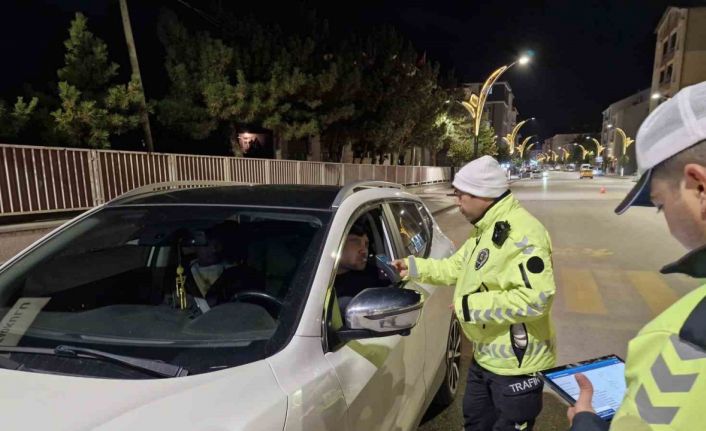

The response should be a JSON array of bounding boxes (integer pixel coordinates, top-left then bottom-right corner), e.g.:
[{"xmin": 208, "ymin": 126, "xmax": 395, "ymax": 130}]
[{"xmin": 0, "ymin": 144, "xmax": 451, "ymax": 216}]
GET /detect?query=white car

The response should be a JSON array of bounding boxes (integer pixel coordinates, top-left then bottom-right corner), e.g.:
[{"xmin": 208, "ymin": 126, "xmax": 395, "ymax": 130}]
[{"xmin": 0, "ymin": 181, "xmax": 460, "ymax": 431}]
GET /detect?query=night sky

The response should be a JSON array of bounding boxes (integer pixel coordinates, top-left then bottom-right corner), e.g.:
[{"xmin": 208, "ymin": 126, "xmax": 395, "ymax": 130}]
[{"xmin": 2, "ymin": 0, "xmax": 706, "ymax": 141}]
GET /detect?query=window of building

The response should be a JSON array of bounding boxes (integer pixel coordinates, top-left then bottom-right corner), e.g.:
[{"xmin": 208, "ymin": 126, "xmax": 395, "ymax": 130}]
[
  {"xmin": 659, "ymin": 69, "xmax": 665, "ymax": 84},
  {"xmin": 662, "ymin": 41, "xmax": 668, "ymax": 56},
  {"xmin": 666, "ymin": 64, "xmax": 673, "ymax": 83},
  {"xmin": 669, "ymin": 33, "xmax": 677, "ymax": 51}
]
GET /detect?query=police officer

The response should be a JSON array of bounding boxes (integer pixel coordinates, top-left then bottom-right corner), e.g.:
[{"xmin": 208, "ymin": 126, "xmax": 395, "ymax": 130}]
[
  {"xmin": 567, "ymin": 83, "xmax": 706, "ymax": 431},
  {"xmin": 393, "ymin": 155, "xmax": 557, "ymax": 431}
]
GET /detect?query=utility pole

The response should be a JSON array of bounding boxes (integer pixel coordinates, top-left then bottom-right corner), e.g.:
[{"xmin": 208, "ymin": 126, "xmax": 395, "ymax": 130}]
[{"xmin": 119, "ymin": 0, "xmax": 155, "ymax": 153}]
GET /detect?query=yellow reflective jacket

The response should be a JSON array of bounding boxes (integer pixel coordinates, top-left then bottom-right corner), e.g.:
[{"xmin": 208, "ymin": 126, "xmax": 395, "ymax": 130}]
[
  {"xmin": 571, "ymin": 248, "xmax": 706, "ymax": 431},
  {"xmin": 407, "ymin": 192, "xmax": 557, "ymax": 376}
]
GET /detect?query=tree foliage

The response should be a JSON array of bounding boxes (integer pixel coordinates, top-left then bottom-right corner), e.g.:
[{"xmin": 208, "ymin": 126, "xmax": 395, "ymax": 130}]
[
  {"xmin": 51, "ymin": 13, "xmax": 142, "ymax": 148},
  {"xmin": 0, "ymin": 97, "xmax": 38, "ymax": 140},
  {"xmin": 3, "ymin": 7, "xmax": 470, "ymax": 163}
]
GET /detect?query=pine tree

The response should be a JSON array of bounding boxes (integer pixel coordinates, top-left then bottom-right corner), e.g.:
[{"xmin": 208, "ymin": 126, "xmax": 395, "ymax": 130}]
[
  {"xmin": 51, "ymin": 13, "xmax": 141, "ymax": 148},
  {"xmin": 57, "ymin": 13, "xmax": 119, "ymax": 100},
  {"xmin": 0, "ymin": 97, "xmax": 38, "ymax": 141}
]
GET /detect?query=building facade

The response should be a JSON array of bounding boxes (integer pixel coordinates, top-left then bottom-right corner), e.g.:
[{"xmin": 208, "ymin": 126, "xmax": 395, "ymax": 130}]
[
  {"xmin": 601, "ymin": 89, "xmax": 650, "ymax": 175},
  {"xmin": 650, "ymin": 6, "xmax": 706, "ymax": 110}
]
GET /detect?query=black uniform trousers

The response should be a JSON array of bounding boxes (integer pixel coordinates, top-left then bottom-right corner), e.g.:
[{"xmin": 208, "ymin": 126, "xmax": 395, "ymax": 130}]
[{"xmin": 463, "ymin": 360, "xmax": 544, "ymax": 431}]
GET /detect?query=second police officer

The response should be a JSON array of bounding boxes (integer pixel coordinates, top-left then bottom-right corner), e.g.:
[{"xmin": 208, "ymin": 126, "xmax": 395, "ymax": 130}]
[{"xmin": 393, "ymin": 155, "xmax": 558, "ymax": 431}]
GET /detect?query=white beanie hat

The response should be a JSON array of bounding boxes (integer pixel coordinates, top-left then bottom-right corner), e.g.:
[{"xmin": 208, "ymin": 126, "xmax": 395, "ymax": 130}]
[{"xmin": 452, "ymin": 155, "xmax": 509, "ymax": 198}]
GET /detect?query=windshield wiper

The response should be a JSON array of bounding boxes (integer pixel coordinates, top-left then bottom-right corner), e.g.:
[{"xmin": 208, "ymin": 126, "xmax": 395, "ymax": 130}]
[{"xmin": 0, "ymin": 345, "xmax": 188, "ymax": 378}]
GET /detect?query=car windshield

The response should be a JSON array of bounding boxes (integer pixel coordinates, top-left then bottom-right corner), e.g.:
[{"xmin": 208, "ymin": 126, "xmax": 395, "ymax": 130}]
[{"xmin": 0, "ymin": 205, "xmax": 330, "ymax": 378}]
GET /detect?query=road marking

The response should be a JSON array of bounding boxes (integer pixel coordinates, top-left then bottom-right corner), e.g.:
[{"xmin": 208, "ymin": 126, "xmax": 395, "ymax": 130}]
[
  {"xmin": 559, "ymin": 268, "xmax": 607, "ymax": 314},
  {"xmin": 627, "ymin": 271, "xmax": 679, "ymax": 316}
]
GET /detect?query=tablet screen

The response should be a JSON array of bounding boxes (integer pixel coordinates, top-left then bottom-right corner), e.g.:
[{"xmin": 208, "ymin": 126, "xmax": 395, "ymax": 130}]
[{"xmin": 542, "ymin": 356, "xmax": 626, "ymax": 420}]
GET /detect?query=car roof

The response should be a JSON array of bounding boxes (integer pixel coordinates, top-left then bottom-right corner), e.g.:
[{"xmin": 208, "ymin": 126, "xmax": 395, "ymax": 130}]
[{"xmin": 109, "ymin": 184, "xmax": 342, "ymax": 210}]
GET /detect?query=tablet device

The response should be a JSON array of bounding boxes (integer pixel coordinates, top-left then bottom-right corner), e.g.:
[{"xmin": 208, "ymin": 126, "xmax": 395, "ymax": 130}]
[{"xmin": 539, "ymin": 355, "xmax": 626, "ymax": 421}]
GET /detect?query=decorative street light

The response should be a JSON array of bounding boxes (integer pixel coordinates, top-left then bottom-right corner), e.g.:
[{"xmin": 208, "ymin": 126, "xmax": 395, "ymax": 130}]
[
  {"xmin": 462, "ymin": 53, "xmax": 533, "ymax": 158},
  {"xmin": 517, "ymin": 135, "xmax": 536, "ymax": 159},
  {"xmin": 549, "ymin": 149, "xmax": 559, "ymax": 162},
  {"xmin": 614, "ymin": 127, "xmax": 635, "ymax": 176},
  {"xmin": 575, "ymin": 143, "xmax": 593, "ymax": 162},
  {"xmin": 504, "ymin": 117, "xmax": 535, "ymax": 155},
  {"xmin": 587, "ymin": 137, "xmax": 606, "ymax": 157}
]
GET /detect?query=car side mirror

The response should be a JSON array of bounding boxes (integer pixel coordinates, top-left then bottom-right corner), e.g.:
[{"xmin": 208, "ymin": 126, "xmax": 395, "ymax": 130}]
[{"xmin": 338, "ymin": 287, "xmax": 423, "ymax": 341}]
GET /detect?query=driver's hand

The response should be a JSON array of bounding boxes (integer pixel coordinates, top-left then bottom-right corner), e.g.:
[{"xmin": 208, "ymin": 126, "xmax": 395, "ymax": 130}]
[
  {"xmin": 391, "ymin": 259, "xmax": 409, "ymax": 278},
  {"xmin": 567, "ymin": 373, "xmax": 596, "ymax": 425}
]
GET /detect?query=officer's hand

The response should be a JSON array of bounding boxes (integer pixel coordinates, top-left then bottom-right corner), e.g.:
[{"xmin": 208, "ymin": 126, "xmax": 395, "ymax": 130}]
[
  {"xmin": 390, "ymin": 259, "xmax": 408, "ymax": 278},
  {"xmin": 567, "ymin": 373, "xmax": 596, "ymax": 425}
]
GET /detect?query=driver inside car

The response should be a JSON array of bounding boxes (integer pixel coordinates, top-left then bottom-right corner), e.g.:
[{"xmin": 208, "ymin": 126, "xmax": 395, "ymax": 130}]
[
  {"xmin": 335, "ymin": 221, "xmax": 392, "ymax": 310},
  {"xmin": 183, "ymin": 223, "xmax": 265, "ymax": 311}
]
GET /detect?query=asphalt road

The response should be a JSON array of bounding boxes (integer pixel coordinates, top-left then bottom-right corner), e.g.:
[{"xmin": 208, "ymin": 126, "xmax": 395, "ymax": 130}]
[{"xmin": 417, "ymin": 171, "xmax": 699, "ymax": 431}]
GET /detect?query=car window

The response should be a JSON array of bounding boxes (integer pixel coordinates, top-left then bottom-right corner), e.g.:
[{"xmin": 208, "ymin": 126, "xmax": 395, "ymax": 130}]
[
  {"xmin": 0, "ymin": 206, "xmax": 330, "ymax": 377},
  {"xmin": 331, "ymin": 205, "xmax": 397, "ymax": 300},
  {"xmin": 324, "ymin": 205, "xmax": 401, "ymax": 350},
  {"xmin": 388, "ymin": 201, "xmax": 431, "ymax": 258}
]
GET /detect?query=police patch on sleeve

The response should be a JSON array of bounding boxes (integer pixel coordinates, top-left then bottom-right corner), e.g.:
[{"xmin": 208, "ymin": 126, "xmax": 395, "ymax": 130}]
[
  {"xmin": 475, "ymin": 248, "xmax": 490, "ymax": 270},
  {"xmin": 526, "ymin": 256, "xmax": 545, "ymax": 274}
]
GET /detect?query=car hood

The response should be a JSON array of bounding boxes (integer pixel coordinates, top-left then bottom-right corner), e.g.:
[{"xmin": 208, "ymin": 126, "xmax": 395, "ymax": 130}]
[{"xmin": 0, "ymin": 360, "xmax": 287, "ymax": 431}]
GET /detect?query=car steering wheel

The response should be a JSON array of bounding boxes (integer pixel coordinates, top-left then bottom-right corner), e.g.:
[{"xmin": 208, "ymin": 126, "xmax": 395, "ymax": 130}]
[{"xmin": 230, "ymin": 290, "xmax": 283, "ymax": 317}]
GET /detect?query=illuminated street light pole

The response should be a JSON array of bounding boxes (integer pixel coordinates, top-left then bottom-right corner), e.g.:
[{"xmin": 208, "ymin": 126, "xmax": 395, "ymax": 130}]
[
  {"xmin": 462, "ymin": 54, "xmax": 532, "ymax": 158},
  {"xmin": 614, "ymin": 127, "xmax": 635, "ymax": 176},
  {"xmin": 517, "ymin": 135, "xmax": 536, "ymax": 159},
  {"xmin": 587, "ymin": 137, "xmax": 606, "ymax": 172},
  {"xmin": 504, "ymin": 117, "xmax": 535, "ymax": 155},
  {"xmin": 549, "ymin": 150, "xmax": 559, "ymax": 163},
  {"xmin": 575, "ymin": 143, "xmax": 592, "ymax": 162}
]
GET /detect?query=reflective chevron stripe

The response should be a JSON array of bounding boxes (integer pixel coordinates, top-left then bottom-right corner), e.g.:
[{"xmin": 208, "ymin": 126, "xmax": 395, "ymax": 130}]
[
  {"xmin": 632, "ymin": 312, "xmax": 706, "ymax": 426},
  {"xmin": 462, "ymin": 293, "xmax": 552, "ymax": 324},
  {"xmin": 635, "ymin": 385, "xmax": 679, "ymax": 425},
  {"xmin": 671, "ymin": 334, "xmax": 706, "ymax": 361},
  {"xmin": 475, "ymin": 340, "xmax": 552, "ymax": 360},
  {"xmin": 650, "ymin": 353, "xmax": 697, "ymax": 393}
]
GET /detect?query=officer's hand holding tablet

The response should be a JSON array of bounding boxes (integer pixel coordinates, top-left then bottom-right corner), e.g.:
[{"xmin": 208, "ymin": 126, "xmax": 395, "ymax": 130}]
[{"xmin": 539, "ymin": 355, "xmax": 627, "ymax": 423}]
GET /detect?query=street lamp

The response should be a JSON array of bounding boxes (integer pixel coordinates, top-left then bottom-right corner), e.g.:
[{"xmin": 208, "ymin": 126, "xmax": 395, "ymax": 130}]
[
  {"xmin": 652, "ymin": 92, "xmax": 671, "ymax": 101},
  {"xmin": 462, "ymin": 53, "xmax": 533, "ymax": 158},
  {"xmin": 517, "ymin": 135, "xmax": 536, "ymax": 159},
  {"xmin": 587, "ymin": 137, "xmax": 606, "ymax": 157},
  {"xmin": 549, "ymin": 149, "xmax": 559, "ymax": 162},
  {"xmin": 504, "ymin": 117, "xmax": 535, "ymax": 155},
  {"xmin": 614, "ymin": 127, "xmax": 635, "ymax": 176},
  {"xmin": 575, "ymin": 143, "xmax": 593, "ymax": 162}
]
